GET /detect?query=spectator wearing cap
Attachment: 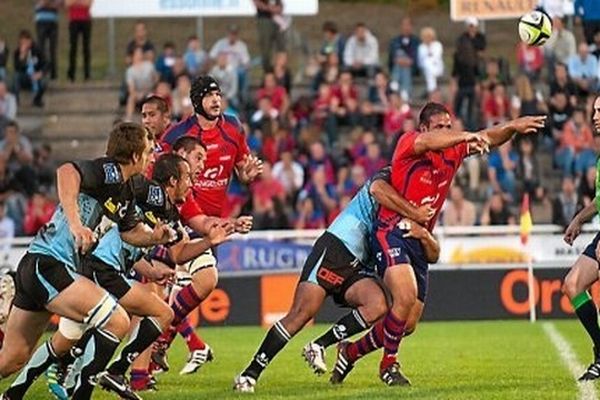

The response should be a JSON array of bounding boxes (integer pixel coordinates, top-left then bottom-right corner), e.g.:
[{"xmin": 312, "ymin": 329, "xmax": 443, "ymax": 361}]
[
  {"xmin": 209, "ymin": 25, "xmax": 250, "ymax": 103},
  {"xmin": 319, "ymin": 21, "xmax": 345, "ymax": 65},
  {"xmin": 388, "ymin": 16, "xmax": 419, "ymax": 99},
  {"xmin": 34, "ymin": 0, "xmax": 61, "ymax": 80},
  {"xmin": 343, "ymin": 22, "xmax": 380, "ymax": 78},
  {"xmin": 418, "ymin": 27, "xmax": 444, "ymax": 94},
  {"xmin": 575, "ymin": 0, "xmax": 600, "ymax": 45},
  {"xmin": 13, "ymin": 30, "xmax": 46, "ymax": 107},
  {"xmin": 184, "ymin": 35, "xmax": 208, "ymax": 77}
]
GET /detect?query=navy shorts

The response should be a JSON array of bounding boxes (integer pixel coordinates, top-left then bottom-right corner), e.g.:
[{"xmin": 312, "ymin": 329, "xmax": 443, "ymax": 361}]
[
  {"xmin": 583, "ymin": 232, "xmax": 600, "ymax": 262},
  {"xmin": 372, "ymin": 225, "xmax": 429, "ymax": 302},
  {"xmin": 13, "ymin": 252, "xmax": 79, "ymax": 312}
]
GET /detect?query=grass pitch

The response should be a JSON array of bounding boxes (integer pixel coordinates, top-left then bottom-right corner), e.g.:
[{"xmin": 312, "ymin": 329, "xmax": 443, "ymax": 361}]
[{"xmin": 0, "ymin": 320, "xmax": 593, "ymax": 399}]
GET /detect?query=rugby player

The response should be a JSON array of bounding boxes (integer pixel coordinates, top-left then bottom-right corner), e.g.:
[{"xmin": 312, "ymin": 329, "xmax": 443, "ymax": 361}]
[
  {"xmin": 562, "ymin": 95, "xmax": 600, "ymax": 381},
  {"xmin": 151, "ymin": 75, "xmax": 260, "ymax": 373},
  {"xmin": 0, "ymin": 123, "xmax": 174, "ymax": 400},
  {"xmin": 233, "ymin": 167, "xmax": 438, "ymax": 393},
  {"xmin": 330, "ymin": 103, "xmax": 546, "ymax": 386}
]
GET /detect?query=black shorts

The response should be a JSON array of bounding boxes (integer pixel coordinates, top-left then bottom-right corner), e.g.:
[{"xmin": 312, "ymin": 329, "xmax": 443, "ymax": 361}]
[
  {"xmin": 299, "ymin": 232, "xmax": 377, "ymax": 307},
  {"xmin": 13, "ymin": 252, "xmax": 78, "ymax": 312},
  {"xmin": 79, "ymin": 256, "xmax": 133, "ymax": 300},
  {"xmin": 583, "ymin": 232, "xmax": 600, "ymax": 263}
]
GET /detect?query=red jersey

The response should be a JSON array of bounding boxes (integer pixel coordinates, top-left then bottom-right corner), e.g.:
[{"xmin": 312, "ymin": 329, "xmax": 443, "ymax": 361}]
[
  {"xmin": 379, "ymin": 131, "xmax": 468, "ymax": 231},
  {"xmin": 161, "ymin": 114, "xmax": 250, "ymax": 217}
]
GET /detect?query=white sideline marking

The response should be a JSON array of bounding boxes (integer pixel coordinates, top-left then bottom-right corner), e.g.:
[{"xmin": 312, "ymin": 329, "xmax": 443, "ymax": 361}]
[{"xmin": 543, "ymin": 322, "xmax": 598, "ymax": 400}]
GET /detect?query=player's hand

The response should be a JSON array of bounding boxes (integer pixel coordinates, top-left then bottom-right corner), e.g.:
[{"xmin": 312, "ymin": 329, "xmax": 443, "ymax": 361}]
[
  {"xmin": 399, "ymin": 218, "xmax": 426, "ymax": 240},
  {"xmin": 511, "ymin": 116, "xmax": 546, "ymax": 135},
  {"xmin": 240, "ymin": 154, "xmax": 264, "ymax": 182},
  {"xmin": 208, "ymin": 223, "xmax": 235, "ymax": 246},
  {"xmin": 152, "ymin": 220, "xmax": 177, "ymax": 245},
  {"xmin": 564, "ymin": 219, "xmax": 582, "ymax": 246},
  {"xmin": 413, "ymin": 205, "xmax": 435, "ymax": 225},
  {"xmin": 464, "ymin": 133, "xmax": 490, "ymax": 155},
  {"xmin": 148, "ymin": 259, "xmax": 175, "ymax": 285},
  {"xmin": 70, "ymin": 223, "xmax": 96, "ymax": 254},
  {"xmin": 235, "ymin": 215, "xmax": 253, "ymax": 234}
]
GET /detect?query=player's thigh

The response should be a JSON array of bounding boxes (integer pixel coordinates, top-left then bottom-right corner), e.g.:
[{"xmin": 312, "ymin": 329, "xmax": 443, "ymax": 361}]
[
  {"xmin": 287, "ymin": 282, "xmax": 327, "ymax": 320},
  {"xmin": 47, "ymin": 276, "xmax": 115, "ymax": 321},
  {"xmin": 343, "ymin": 278, "xmax": 388, "ymax": 323},
  {"xmin": 383, "ymin": 264, "xmax": 418, "ymax": 311},
  {"xmin": 563, "ymin": 254, "xmax": 599, "ymax": 297},
  {"xmin": 0, "ymin": 306, "xmax": 50, "ymax": 371},
  {"xmin": 404, "ymin": 300, "xmax": 425, "ymax": 337},
  {"xmin": 119, "ymin": 282, "xmax": 173, "ymax": 323}
]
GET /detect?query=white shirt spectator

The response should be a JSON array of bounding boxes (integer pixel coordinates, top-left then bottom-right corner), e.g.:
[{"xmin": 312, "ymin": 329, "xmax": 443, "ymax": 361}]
[
  {"xmin": 209, "ymin": 37, "xmax": 250, "ymax": 70},
  {"xmin": 343, "ymin": 29, "xmax": 379, "ymax": 68},
  {"xmin": 0, "ymin": 82, "xmax": 16, "ymax": 121},
  {"xmin": 0, "ymin": 212, "xmax": 14, "ymax": 257},
  {"xmin": 273, "ymin": 157, "xmax": 304, "ymax": 194},
  {"xmin": 126, "ymin": 60, "xmax": 156, "ymax": 96},
  {"xmin": 537, "ymin": 0, "xmax": 573, "ymax": 17},
  {"xmin": 210, "ymin": 61, "xmax": 238, "ymax": 102},
  {"xmin": 417, "ymin": 27, "xmax": 444, "ymax": 93}
]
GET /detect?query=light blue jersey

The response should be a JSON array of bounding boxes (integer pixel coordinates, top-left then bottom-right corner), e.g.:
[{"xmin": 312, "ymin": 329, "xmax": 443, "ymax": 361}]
[
  {"xmin": 326, "ymin": 179, "xmax": 378, "ymax": 266},
  {"xmin": 29, "ymin": 193, "xmax": 105, "ymax": 270},
  {"xmin": 90, "ymin": 225, "xmax": 144, "ymax": 274}
]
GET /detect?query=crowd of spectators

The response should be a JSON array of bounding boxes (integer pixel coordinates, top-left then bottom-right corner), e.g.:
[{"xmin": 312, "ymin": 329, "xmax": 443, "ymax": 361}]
[{"xmin": 3, "ymin": 0, "xmax": 600, "ymax": 237}]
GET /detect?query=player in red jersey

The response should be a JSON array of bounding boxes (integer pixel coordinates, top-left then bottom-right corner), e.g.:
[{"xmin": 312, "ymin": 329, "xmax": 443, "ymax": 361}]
[
  {"xmin": 151, "ymin": 76, "xmax": 260, "ymax": 373},
  {"xmin": 331, "ymin": 102, "xmax": 546, "ymax": 386}
]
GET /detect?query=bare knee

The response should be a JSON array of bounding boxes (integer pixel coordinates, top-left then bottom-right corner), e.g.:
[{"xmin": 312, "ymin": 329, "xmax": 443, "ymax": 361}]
[
  {"xmin": 359, "ymin": 294, "xmax": 388, "ymax": 325},
  {"xmin": 0, "ymin": 347, "xmax": 31, "ymax": 376},
  {"xmin": 102, "ymin": 307, "xmax": 130, "ymax": 339},
  {"xmin": 156, "ymin": 302, "xmax": 174, "ymax": 329},
  {"xmin": 562, "ymin": 270, "xmax": 584, "ymax": 299}
]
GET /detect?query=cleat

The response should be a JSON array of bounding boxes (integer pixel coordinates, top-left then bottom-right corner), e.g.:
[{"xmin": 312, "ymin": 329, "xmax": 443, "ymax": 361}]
[
  {"xmin": 46, "ymin": 363, "xmax": 68, "ymax": 400},
  {"xmin": 149, "ymin": 360, "xmax": 164, "ymax": 375},
  {"xmin": 579, "ymin": 349, "xmax": 600, "ymax": 381},
  {"xmin": 330, "ymin": 341, "xmax": 354, "ymax": 384},
  {"xmin": 62, "ymin": 355, "xmax": 83, "ymax": 397},
  {"xmin": 97, "ymin": 372, "xmax": 142, "ymax": 400},
  {"xmin": 379, "ymin": 362, "xmax": 411, "ymax": 386},
  {"xmin": 180, "ymin": 345, "xmax": 214, "ymax": 375},
  {"xmin": 302, "ymin": 342, "xmax": 327, "ymax": 375},
  {"xmin": 233, "ymin": 374, "xmax": 256, "ymax": 393},
  {"xmin": 151, "ymin": 344, "xmax": 170, "ymax": 372}
]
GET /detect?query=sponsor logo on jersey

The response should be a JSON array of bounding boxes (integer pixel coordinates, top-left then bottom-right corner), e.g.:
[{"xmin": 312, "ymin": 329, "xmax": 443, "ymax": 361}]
[
  {"xmin": 103, "ymin": 163, "xmax": 121, "ymax": 184},
  {"xmin": 206, "ymin": 144, "xmax": 219, "ymax": 150},
  {"xmin": 203, "ymin": 165, "xmax": 225, "ymax": 180},
  {"xmin": 219, "ymin": 155, "xmax": 232, "ymax": 161},
  {"xmin": 147, "ymin": 185, "xmax": 164, "ymax": 206},
  {"xmin": 197, "ymin": 178, "xmax": 229, "ymax": 189}
]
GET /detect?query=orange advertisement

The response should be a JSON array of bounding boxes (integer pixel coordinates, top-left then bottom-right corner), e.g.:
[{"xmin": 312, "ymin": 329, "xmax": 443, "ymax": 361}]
[{"xmin": 260, "ymin": 274, "xmax": 301, "ymax": 328}]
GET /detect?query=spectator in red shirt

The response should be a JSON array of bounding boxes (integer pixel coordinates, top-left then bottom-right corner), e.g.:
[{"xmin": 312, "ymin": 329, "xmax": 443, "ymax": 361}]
[
  {"xmin": 23, "ymin": 191, "xmax": 55, "ymax": 235},
  {"xmin": 294, "ymin": 197, "xmax": 326, "ymax": 229},
  {"xmin": 383, "ymin": 91, "xmax": 412, "ymax": 137},
  {"xmin": 482, "ymin": 83, "xmax": 510, "ymax": 127},
  {"xmin": 250, "ymin": 161, "xmax": 288, "ymax": 229},
  {"xmin": 555, "ymin": 107, "xmax": 596, "ymax": 177},
  {"xmin": 516, "ymin": 41, "xmax": 544, "ymax": 81},
  {"xmin": 325, "ymin": 70, "xmax": 360, "ymax": 144},
  {"xmin": 256, "ymin": 71, "xmax": 289, "ymax": 113}
]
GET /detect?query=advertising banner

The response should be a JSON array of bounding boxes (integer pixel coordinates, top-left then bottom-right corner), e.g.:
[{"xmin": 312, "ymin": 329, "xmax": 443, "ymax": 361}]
[
  {"xmin": 92, "ymin": 0, "xmax": 318, "ymax": 18},
  {"xmin": 450, "ymin": 0, "xmax": 539, "ymax": 21},
  {"xmin": 217, "ymin": 239, "xmax": 312, "ymax": 273}
]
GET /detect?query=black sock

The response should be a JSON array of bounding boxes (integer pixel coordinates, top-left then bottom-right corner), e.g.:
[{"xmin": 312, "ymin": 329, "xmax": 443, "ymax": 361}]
[
  {"xmin": 314, "ymin": 309, "xmax": 369, "ymax": 349},
  {"xmin": 572, "ymin": 292, "xmax": 600, "ymax": 355},
  {"xmin": 71, "ymin": 328, "xmax": 120, "ymax": 400},
  {"xmin": 243, "ymin": 321, "xmax": 291, "ymax": 380},
  {"xmin": 5, "ymin": 340, "xmax": 59, "ymax": 399},
  {"xmin": 108, "ymin": 317, "xmax": 162, "ymax": 376}
]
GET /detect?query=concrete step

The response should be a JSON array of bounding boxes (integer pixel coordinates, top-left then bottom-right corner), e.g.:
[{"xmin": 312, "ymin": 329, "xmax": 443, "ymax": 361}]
[
  {"xmin": 33, "ymin": 137, "xmax": 106, "ymax": 162},
  {"xmin": 44, "ymin": 89, "xmax": 120, "ymax": 114},
  {"xmin": 41, "ymin": 113, "xmax": 115, "ymax": 140}
]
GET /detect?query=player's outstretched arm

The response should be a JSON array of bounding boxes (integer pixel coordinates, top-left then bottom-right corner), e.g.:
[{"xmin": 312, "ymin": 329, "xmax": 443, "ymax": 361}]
[
  {"xmin": 57, "ymin": 163, "xmax": 96, "ymax": 253},
  {"xmin": 478, "ymin": 116, "xmax": 546, "ymax": 150},
  {"xmin": 168, "ymin": 223, "xmax": 234, "ymax": 265},
  {"xmin": 564, "ymin": 198, "xmax": 598, "ymax": 245},
  {"xmin": 370, "ymin": 179, "xmax": 433, "ymax": 225},
  {"xmin": 414, "ymin": 130, "xmax": 489, "ymax": 155},
  {"xmin": 400, "ymin": 219, "xmax": 440, "ymax": 263}
]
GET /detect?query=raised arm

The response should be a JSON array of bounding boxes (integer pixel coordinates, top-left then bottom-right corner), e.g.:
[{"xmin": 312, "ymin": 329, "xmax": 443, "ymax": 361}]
[
  {"xmin": 478, "ymin": 116, "xmax": 546, "ymax": 149},
  {"xmin": 413, "ymin": 130, "xmax": 488, "ymax": 155}
]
